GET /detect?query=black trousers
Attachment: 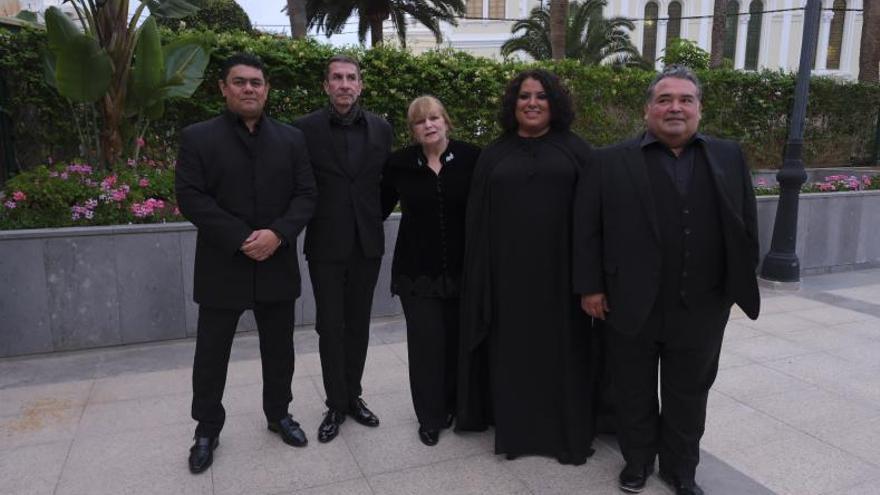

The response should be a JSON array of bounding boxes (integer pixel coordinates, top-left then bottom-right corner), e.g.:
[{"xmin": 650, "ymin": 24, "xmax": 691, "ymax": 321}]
[
  {"xmin": 192, "ymin": 302, "xmax": 296, "ymax": 437},
  {"xmin": 608, "ymin": 298, "xmax": 730, "ymax": 480},
  {"xmin": 399, "ymin": 295, "xmax": 459, "ymax": 430},
  {"xmin": 309, "ymin": 253, "xmax": 381, "ymax": 412}
]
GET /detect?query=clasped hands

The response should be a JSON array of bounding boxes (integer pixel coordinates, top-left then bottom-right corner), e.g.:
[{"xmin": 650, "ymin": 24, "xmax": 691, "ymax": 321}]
[
  {"xmin": 580, "ymin": 293, "xmax": 610, "ymax": 320},
  {"xmin": 241, "ymin": 229, "xmax": 282, "ymax": 261}
]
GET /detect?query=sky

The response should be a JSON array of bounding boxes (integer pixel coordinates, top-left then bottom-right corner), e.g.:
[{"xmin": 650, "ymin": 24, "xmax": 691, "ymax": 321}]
[{"xmin": 234, "ymin": 0, "xmax": 363, "ymax": 47}]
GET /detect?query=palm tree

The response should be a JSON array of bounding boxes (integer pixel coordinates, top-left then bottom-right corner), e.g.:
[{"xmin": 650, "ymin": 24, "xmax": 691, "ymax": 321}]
[
  {"xmin": 501, "ymin": 0, "xmax": 642, "ymax": 67},
  {"xmin": 709, "ymin": 0, "xmax": 728, "ymax": 68},
  {"xmin": 305, "ymin": 0, "xmax": 465, "ymax": 47},
  {"xmin": 859, "ymin": 0, "xmax": 879, "ymax": 82},
  {"xmin": 286, "ymin": 0, "xmax": 308, "ymax": 39},
  {"xmin": 551, "ymin": 0, "xmax": 570, "ymax": 60}
]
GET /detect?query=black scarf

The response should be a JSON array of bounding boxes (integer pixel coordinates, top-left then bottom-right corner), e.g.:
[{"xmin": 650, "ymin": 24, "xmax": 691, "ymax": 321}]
[{"xmin": 328, "ymin": 102, "xmax": 364, "ymax": 126}]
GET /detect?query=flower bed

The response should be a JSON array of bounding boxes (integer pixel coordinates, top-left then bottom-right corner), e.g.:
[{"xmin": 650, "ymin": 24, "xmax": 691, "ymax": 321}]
[
  {"xmin": 754, "ymin": 174, "xmax": 880, "ymax": 196},
  {"xmin": 1, "ymin": 157, "xmax": 181, "ymax": 229}
]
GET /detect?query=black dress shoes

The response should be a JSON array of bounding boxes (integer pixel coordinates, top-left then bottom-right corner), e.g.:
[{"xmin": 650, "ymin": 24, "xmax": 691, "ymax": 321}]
[
  {"xmin": 418, "ymin": 427, "xmax": 439, "ymax": 446},
  {"xmin": 618, "ymin": 463, "xmax": 653, "ymax": 493},
  {"xmin": 268, "ymin": 415, "xmax": 308, "ymax": 447},
  {"xmin": 349, "ymin": 398, "xmax": 380, "ymax": 427},
  {"xmin": 318, "ymin": 409, "xmax": 346, "ymax": 443},
  {"xmin": 659, "ymin": 471, "xmax": 704, "ymax": 495},
  {"xmin": 188, "ymin": 436, "xmax": 218, "ymax": 474}
]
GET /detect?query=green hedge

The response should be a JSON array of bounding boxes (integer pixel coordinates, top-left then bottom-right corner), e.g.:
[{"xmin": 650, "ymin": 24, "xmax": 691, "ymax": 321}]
[{"xmin": 2, "ymin": 28, "xmax": 879, "ymax": 172}]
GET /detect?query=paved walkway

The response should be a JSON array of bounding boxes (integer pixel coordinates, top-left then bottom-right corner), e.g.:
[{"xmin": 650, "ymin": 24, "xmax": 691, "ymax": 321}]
[{"xmin": 2, "ymin": 269, "xmax": 880, "ymax": 495}]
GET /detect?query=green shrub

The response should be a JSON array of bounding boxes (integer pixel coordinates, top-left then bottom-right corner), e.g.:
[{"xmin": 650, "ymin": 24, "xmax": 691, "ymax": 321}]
[
  {"xmin": 661, "ymin": 39, "xmax": 710, "ymax": 70},
  {"xmin": 157, "ymin": 0, "xmax": 252, "ymax": 33},
  {"xmin": 2, "ymin": 28, "xmax": 879, "ymax": 175}
]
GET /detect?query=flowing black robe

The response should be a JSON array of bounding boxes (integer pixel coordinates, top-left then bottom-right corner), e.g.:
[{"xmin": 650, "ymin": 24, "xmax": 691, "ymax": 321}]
[{"xmin": 457, "ymin": 129, "xmax": 597, "ymax": 465}]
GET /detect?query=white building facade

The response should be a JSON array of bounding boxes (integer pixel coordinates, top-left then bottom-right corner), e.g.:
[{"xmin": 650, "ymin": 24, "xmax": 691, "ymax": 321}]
[{"xmin": 399, "ymin": 0, "xmax": 865, "ymax": 79}]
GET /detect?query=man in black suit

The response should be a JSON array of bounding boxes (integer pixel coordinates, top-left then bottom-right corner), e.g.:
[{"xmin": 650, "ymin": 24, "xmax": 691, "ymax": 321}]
[
  {"xmin": 293, "ymin": 55, "xmax": 393, "ymax": 443},
  {"xmin": 574, "ymin": 65, "xmax": 760, "ymax": 495},
  {"xmin": 176, "ymin": 53, "xmax": 317, "ymax": 473}
]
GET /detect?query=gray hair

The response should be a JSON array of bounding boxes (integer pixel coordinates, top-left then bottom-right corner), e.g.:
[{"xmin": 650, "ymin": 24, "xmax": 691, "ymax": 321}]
[{"xmin": 645, "ymin": 65, "xmax": 703, "ymax": 103}]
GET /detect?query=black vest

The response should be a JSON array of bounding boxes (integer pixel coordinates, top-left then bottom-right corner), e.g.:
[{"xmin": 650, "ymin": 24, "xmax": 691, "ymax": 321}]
[{"xmin": 646, "ymin": 146, "xmax": 726, "ymax": 309}]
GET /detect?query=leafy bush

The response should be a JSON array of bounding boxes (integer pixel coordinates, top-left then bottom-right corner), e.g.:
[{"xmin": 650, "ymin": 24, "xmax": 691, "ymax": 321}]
[
  {"xmin": 661, "ymin": 39, "xmax": 710, "ymax": 70},
  {"xmin": 2, "ymin": 28, "xmax": 879, "ymax": 175},
  {"xmin": 158, "ymin": 0, "xmax": 253, "ymax": 33},
  {"xmin": 0, "ymin": 155, "xmax": 181, "ymax": 229}
]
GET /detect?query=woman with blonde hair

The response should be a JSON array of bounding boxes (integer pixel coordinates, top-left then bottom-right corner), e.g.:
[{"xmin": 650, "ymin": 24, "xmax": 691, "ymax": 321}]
[{"xmin": 381, "ymin": 95, "xmax": 481, "ymax": 446}]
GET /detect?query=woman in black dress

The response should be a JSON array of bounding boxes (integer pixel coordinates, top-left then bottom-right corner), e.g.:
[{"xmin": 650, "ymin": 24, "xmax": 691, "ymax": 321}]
[
  {"xmin": 381, "ymin": 96, "xmax": 481, "ymax": 446},
  {"xmin": 457, "ymin": 70, "xmax": 597, "ymax": 464}
]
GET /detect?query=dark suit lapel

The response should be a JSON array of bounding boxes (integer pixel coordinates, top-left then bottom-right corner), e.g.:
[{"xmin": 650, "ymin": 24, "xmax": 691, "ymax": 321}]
[
  {"xmin": 623, "ymin": 141, "xmax": 661, "ymax": 244},
  {"xmin": 700, "ymin": 140, "xmax": 743, "ymax": 226},
  {"xmin": 315, "ymin": 109, "xmax": 349, "ymax": 176}
]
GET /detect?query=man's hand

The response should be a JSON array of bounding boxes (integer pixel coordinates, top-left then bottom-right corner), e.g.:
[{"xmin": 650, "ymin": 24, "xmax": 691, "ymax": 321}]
[
  {"xmin": 241, "ymin": 229, "xmax": 282, "ymax": 261},
  {"xmin": 580, "ymin": 293, "xmax": 610, "ymax": 320}
]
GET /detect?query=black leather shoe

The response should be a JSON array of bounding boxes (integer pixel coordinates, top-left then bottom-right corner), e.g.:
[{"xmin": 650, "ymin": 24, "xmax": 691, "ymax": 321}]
[
  {"xmin": 268, "ymin": 415, "xmax": 308, "ymax": 447},
  {"xmin": 418, "ymin": 427, "xmax": 439, "ymax": 446},
  {"xmin": 188, "ymin": 436, "xmax": 218, "ymax": 474},
  {"xmin": 618, "ymin": 463, "xmax": 653, "ymax": 493},
  {"xmin": 318, "ymin": 410, "xmax": 346, "ymax": 443},
  {"xmin": 659, "ymin": 471, "xmax": 704, "ymax": 495},
  {"xmin": 349, "ymin": 398, "xmax": 380, "ymax": 427}
]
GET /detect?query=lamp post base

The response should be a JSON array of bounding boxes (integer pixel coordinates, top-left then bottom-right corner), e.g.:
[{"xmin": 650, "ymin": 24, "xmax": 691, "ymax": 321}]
[{"xmin": 760, "ymin": 250, "xmax": 801, "ymax": 283}]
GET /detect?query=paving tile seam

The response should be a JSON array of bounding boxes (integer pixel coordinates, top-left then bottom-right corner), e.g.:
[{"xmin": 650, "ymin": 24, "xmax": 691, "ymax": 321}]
[
  {"xmin": 52, "ymin": 379, "xmax": 96, "ymax": 495},
  {"xmin": 758, "ymin": 358, "xmax": 880, "ymax": 409},
  {"xmin": 796, "ymin": 290, "xmax": 880, "ymax": 320}
]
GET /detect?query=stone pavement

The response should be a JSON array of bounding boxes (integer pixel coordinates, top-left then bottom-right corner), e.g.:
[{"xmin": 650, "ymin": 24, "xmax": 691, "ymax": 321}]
[{"xmin": 2, "ymin": 269, "xmax": 880, "ymax": 495}]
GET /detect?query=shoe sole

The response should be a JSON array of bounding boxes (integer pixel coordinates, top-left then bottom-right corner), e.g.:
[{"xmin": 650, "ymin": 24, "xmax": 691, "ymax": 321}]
[{"xmin": 618, "ymin": 485, "xmax": 645, "ymax": 494}]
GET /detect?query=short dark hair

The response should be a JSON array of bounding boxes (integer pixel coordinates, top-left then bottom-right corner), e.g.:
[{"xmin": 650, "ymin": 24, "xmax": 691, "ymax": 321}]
[
  {"xmin": 645, "ymin": 65, "xmax": 702, "ymax": 103},
  {"xmin": 499, "ymin": 69, "xmax": 575, "ymax": 134},
  {"xmin": 220, "ymin": 53, "xmax": 266, "ymax": 82},
  {"xmin": 324, "ymin": 54, "xmax": 361, "ymax": 81}
]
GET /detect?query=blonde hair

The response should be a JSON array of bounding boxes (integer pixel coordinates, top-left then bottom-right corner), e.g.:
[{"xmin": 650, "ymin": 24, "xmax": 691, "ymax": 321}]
[{"xmin": 406, "ymin": 95, "xmax": 453, "ymax": 139}]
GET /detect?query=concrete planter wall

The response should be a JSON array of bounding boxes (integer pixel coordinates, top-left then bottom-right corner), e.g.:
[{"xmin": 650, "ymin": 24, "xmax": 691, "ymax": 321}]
[
  {"xmin": 2, "ymin": 192, "xmax": 879, "ymax": 358},
  {"xmin": 0, "ymin": 218, "xmax": 400, "ymax": 358}
]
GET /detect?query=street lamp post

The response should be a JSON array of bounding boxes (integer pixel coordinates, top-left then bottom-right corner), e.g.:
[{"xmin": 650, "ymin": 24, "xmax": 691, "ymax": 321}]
[{"xmin": 759, "ymin": 0, "xmax": 823, "ymax": 283}]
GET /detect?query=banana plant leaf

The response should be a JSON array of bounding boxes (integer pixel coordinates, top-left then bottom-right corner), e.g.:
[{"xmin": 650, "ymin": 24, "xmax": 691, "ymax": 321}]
[
  {"xmin": 146, "ymin": 0, "xmax": 200, "ymax": 19},
  {"xmin": 128, "ymin": 17, "xmax": 164, "ymax": 114},
  {"xmin": 161, "ymin": 37, "xmax": 212, "ymax": 99}
]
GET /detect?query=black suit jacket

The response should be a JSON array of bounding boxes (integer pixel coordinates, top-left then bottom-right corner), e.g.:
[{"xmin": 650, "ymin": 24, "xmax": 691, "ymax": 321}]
[
  {"xmin": 573, "ymin": 134, "xmax": 760, "ymax": 335},
  {"xmin": 175, "ymin": 113, "xmax": 317, "ymax": 309},
  {"xmin": 293, "ymin": 108, "xmax": 393, "ymax": 262}
]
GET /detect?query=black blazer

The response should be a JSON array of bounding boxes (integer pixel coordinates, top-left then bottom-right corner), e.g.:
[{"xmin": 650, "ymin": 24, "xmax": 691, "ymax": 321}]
[
  {"xmin": 573, "ymin": 134, "xmax": 760, "ymax": 335},
  {"xmin": 380, "ymin": 140, "xmax": 481, "ymax": 297},
  {"xmin": 293, "ymin": 108, "xmax": 393, "ymax": 261},
  {"xmin": 175, "ymin": 112, "xmax": 317, "ymax": 309}
]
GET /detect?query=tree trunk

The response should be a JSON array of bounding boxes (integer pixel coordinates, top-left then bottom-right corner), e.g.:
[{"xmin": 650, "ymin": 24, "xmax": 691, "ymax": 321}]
[
  {"xmin": 550, "ymin": 0, "xmax": 569, "ymax": 60},
  {"xmin": 287, "ymin": 0, "xmax": 308, "ymax": 39},
  {"xmin": 859, "ymin": 0, "xmax": 879, "ymax": 82},
  {"xmin": 369, "ymin": 15, "xmax": 384, "ymax": 46},
  {"xmin": 710, "ymin": 0, "xmax": 728, "ymax": 68}
]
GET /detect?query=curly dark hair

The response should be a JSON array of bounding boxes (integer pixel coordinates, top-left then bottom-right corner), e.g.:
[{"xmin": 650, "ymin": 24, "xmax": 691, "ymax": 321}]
[{"xmin": 498, "ymin": 69, "xmax": 575, "ymax": 134}]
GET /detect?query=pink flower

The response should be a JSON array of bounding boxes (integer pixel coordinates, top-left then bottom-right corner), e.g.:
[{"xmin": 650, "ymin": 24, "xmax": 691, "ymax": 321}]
[
  {"xmin": 138, "ymin": 178, "xmax": 150, "ymax": 188},
  {"xmin": 136, "ymin": 137, "xmax": 145, "ymax": 148},
  {"xmin": 60, "ymin": 172, "xmax": 69, "ymax": 180},
  {"xmin": 47, "ymin": 156, "xmax": 53, "ymax": 164},
  {"xmin": 4, "ymin": 200, "xmax": 16, "ymax": 209},
  {"xmin": 127, "ymin": 158, "xmax": 136, "ymax": 167},
  {"xmin": 12, "ymin": 191, "xmax": 26, "ymax": 201},
  {"xmin": 101, "ymin": 175, "xmax": 117, "ymax": 190}
]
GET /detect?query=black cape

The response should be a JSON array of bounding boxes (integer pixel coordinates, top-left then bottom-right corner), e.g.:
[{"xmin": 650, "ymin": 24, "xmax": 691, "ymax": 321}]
[{"xmin": 456, "ymin": 129, "xmax": 597, "ymax": 464}]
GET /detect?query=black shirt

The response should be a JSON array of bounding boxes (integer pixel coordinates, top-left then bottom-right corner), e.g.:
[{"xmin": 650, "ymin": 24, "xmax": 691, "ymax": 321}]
[
  {"xmin": 381, "ymin": 140, "xmax": 481, "ymax": 297},
  {"xmin": 641, "ymin": 131, "xmax": 706, "ymax": 196}
]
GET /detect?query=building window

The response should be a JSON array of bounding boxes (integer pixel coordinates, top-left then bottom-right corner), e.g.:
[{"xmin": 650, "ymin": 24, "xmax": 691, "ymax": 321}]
[
  {"xmin": 826, "ymin": 0, "xmax": 846, "ymax": 69},
  {"xmin": 488, "ymin": 0, "xmax": 505, "ymax": 19},
  {"xmin": 643, "ymin": 1, "xmax": 659, "ymax": 62},
  {"xmin": 723, "ymin": 0, "xmax": 740, "ymax": 62},
  {"xmin": 667, "ymin": 1, "xmax": 683, "ymax": 44},
  {"xmin": 744, "ymin": 0, "xmax": 762, "ymax": 70},
  {"xmin": 466, "ymin": 0, "xmax": 482, "ymax": 18}
]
